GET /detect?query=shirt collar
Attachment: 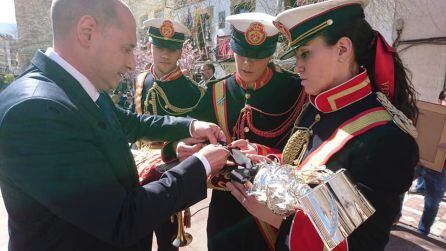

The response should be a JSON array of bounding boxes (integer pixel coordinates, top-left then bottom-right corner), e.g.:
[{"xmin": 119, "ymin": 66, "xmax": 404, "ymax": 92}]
[
  {"xmin": 310, "ymin": 69, "xmax": 372, "ymax": 113},
  {"xmin": 45, "ymin": 48, "xmax": 100, "ymax": 102}
]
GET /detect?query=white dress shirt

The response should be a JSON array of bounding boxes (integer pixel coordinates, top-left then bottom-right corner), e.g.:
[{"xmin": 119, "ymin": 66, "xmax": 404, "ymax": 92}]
[{"xmin": 45, "ymin": 48, "xmax": 100, "ymax": 102}]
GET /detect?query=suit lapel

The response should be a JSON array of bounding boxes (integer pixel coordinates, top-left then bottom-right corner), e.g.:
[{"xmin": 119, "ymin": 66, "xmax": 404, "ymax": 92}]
[
  {"xmin": 31, "ymin": 50, "xmax": 139, "ymax": 188},
  {"xmin": 31, "ymin": 50, "xmax": 103, "ymax": 120}
]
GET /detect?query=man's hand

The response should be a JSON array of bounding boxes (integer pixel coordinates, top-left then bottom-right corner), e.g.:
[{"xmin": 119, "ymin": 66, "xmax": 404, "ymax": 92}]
[
  {"xmin": 229, "ymin": 139, "xmax": 257, "ymax": 154},
  {"xmin": 198, "ymin": 144, "xmax": 230, "ymax": 175},
  {"xmin": 245, "ymin": 154, "xmax": 272, "ymax": 164},
  {"xmin": 176, "ymin": 138, "xmax": 205, "ymax": 161},
  {"xmin": 190, "ymin": 120, "xmax": 226, "ymax": 144},
  {"xmin": 226, "ymin": 181, "xmax": 282, "ymax": 229}
]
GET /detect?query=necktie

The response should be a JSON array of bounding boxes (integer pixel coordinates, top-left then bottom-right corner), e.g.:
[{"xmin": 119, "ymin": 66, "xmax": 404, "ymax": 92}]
[{"xmin": 96, "ymin": 93, "xmax": 120, "ymax": 130}]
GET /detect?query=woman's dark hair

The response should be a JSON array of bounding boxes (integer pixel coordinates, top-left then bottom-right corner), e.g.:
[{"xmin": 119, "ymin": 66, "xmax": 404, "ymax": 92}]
[
  {"xmin": 320, "ymin": 17, "xmax": 418, "ymax": 122},
  {"xmin": 439, "ymin": 90, "xmax": 446, "ymax": 101}
]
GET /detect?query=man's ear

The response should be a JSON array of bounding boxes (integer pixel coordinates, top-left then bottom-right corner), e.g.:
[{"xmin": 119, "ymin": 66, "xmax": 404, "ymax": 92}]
[
  {"xmin": 336, "ymin": 37, "xmax": 354, "ymax": 63},
  {"xmin": 77, "ymin": 15, "xmax": 97, "ymax": 48}
]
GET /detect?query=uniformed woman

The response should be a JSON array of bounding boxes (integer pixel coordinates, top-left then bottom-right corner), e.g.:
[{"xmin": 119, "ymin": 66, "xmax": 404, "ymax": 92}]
[{"xmin": 227, "ymin": 1, "xmax": 419, "ymax": 250}]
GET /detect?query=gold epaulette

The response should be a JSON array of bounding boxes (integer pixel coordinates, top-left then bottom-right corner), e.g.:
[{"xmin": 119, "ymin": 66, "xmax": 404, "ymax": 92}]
[
  {"xmin": 376, "ymin": 92, "xmax": 418, "ymax": 138},
  {"xmin": 185, "ymin": 75, "xmax": 206, "ymax": 96}
]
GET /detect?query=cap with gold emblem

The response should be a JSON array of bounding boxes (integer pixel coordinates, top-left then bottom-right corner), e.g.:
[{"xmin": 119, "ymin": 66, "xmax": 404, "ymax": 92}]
[
  {"xmin": 226, "ymin": 13, "xmax": 279, "ymax": 59},
  {"xmin": 143, "ymin": 18, "xmax": 192, "ymax": 50},
  {"xmin": 274, "ymin": 0, "xmax": 369, "ymax": 59}
]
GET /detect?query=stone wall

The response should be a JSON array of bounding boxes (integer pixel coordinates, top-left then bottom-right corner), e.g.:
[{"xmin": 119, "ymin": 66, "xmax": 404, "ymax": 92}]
[
  {"xmin": 14, "ymin": 0, "xmax": 52, "ymax": 73},
  {"xmin": 394, "ymin": 0, "xmax": 446, "ymax": 103}
]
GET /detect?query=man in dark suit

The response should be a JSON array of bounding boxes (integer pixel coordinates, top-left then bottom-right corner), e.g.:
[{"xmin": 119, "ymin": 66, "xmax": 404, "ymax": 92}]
[
  {"xmin": 0, "ymin": 0, "xmax": 229, "ymax": 250},
  {"xmin": 199, "ymin": 63, "xmax": 216, "ymax": 87}
]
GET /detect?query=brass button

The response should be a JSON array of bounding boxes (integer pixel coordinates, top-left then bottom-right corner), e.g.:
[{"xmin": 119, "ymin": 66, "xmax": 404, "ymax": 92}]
[
  {"xmin": 244, "ymin": 127, "xmax": 250, "ymax": 133},
  {"xmin": 245, "ymin": 93, "xmax": 251, "ymax": 99}
]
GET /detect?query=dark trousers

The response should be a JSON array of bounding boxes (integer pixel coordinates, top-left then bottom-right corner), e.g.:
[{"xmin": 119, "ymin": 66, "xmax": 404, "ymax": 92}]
[
  {"xmin": 416, "ymin": 166, "xmax": 446, "ymax": 234},
  {"xmin": 154, "ymin": 217, "xmax": 178, "ymax": 251}
]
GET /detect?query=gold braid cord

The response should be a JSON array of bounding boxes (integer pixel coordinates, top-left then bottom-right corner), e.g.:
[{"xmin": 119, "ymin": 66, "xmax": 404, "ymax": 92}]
[
  {"xmin": 376, "ymin": 92, "xmax": 418, "ymax": 138},
  {"xmin": 143, "ymin": 82, "xmax": 205, "ymax": 116},
  {"xmin": 281, "ymin": 128, "xmax": 312, "ymax": 165},
  {"xmin": 281, "ymin": 103, "xmax": 320, "ymax": 166}
]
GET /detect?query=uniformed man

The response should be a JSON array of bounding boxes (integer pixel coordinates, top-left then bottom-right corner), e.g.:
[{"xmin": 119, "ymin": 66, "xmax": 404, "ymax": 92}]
[
  {"xmin": 190, "ymin": 13, "xmax": 306, "ymax": 251},
  {"xmin": 133, "ymin": 18, "xmax": 205, "ymax": 251},
  {"xmin": 134, "ymin": 18, "xmax": 204, "ymax": 117}
]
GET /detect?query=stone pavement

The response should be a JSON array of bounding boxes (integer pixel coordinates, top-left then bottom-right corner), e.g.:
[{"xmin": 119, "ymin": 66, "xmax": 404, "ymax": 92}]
[
  {"xmin": 0, "ymin": 190, "xmax": 445, "ymax": 250},
  {"xmin": 398, "ymin": 193, "xmax": 446, "ymax": 239}
]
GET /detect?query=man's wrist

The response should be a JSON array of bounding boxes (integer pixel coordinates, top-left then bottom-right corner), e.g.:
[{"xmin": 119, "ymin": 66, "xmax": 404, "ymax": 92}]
[
  {"xmin": 189, "ymin": 119, "xmax": 197, "ymax": 137},
  {"xmin": 193, "ymin": 152, "xmax": 211, "ymax": 175}
]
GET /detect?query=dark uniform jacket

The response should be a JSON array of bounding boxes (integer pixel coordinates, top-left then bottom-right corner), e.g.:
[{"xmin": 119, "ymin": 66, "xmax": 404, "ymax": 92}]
[
  {"xmin": 192, "ymin": 69, "xmax": 304, "ymax": 148},
  {"xmin": 0, "ymin": 50, "xmax": 208, "ymax": 251},
  {"xmin": 275, "ymin": 72, "xmax": 419, "ymax": 251},
  {"xmin": 191, "ymin": 68, "xmax": 305, "ymax": 251},
  {"xmin": 133, "ymin": 68, "xmax": 205, "ymax": 251},
  {"xmin": 134, "ymin": 71, "xmax": 203, "ymax": 117}
]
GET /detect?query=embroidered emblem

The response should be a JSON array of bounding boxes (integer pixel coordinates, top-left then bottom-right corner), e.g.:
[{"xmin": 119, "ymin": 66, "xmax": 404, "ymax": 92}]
[
  {"xmin": 217, "ymin": 96, "xmax": 226, "ymax": 105},
  {"xmin": 273, "ymin": 21, "xmax": 291, "ymax": 45},
  {"xmin": 160, "ymin": 20, "xmax": 175, "ymax": 39},
  {"xmin": 245, "ymin": 22, "xmax": 267, "ymax": 46},
  {"xmin": 376, "ymin": 92, "xmax": 418, "ymax": 138}
]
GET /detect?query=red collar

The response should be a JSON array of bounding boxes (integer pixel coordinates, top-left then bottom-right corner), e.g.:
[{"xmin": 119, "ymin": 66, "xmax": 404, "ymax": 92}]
[
  {"xmin": 150, "ymin": 65, "xmax": 183, "ymax": 82},
  {"xmin": 235, "ymin": 67, "xmax": 273, "ymax": 90},
  {"xmin": 310, "ymin": 70, "xmax": 372, "ymax": 113}
]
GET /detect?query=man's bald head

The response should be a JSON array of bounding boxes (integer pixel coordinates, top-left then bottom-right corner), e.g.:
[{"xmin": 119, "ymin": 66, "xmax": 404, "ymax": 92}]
[{"xmin": 51, "ymin": 0, "xmax": 129, "ymax": 40}]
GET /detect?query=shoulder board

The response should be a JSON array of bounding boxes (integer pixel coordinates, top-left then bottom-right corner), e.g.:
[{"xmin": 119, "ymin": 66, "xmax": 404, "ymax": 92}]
[
  {"xmin": 185, "ymin": 76, "xmax": 205, "ymax": 91},
  {"xmin": 183, "ymin": 75, "xmax": 196, "ymax": 84},
  {"xmin": 376, "ymin": 92, "xmax": 418, "ymax": 138},
  {"xmin": 206, "ymin": 74, "xmax": 232, "ymax": 87}
]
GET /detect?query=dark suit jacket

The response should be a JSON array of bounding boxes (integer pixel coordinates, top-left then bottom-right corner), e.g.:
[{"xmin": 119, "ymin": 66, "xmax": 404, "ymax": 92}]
[{"xmin": 0, "ymin": 50, "xmax": 208, "ymax": 251}]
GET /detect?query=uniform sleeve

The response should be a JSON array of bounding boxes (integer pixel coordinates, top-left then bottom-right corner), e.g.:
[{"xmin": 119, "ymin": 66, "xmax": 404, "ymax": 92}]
[
  {"xmin": 188, "ymin": 85, "xmax": 218, "ymax": 123},
  {"xmin": 0, "ymin": 99, "xmax": 207, "ymax": 247},
  {"xmin": 336, "ymin": 126, "xmax": 418, "ymax": 250},
  {"xmin": 276, "ymin": 211, "xmax": 347, "ymax": 251},
  {"xmin": 317, "ymin": 125, "xmax": 417, "ymax": 250},
  {"xmin": 114, "ymin": 105, "xmax": 193, "ymax": 143},
  {"xmin": 276, "ymin": 125, "xmax": 418, "ymax": 251},
  {"xmin": 253, "ymin": 143, "xmax": 283, "ymax": 161}
]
